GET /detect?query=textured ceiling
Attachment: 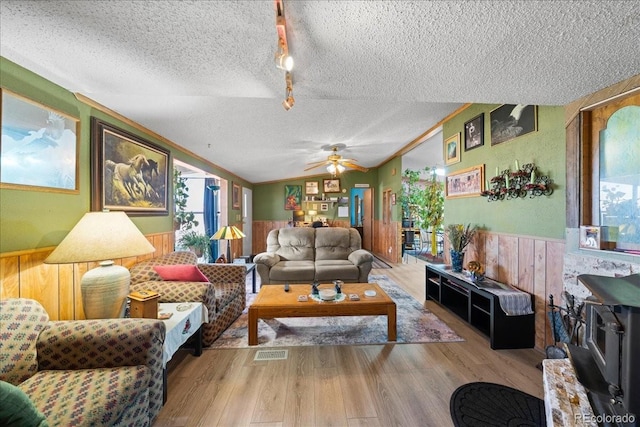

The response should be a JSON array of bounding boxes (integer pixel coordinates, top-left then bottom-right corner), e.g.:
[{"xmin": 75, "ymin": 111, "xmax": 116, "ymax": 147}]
[{"xmin": 1, "ymin": 1, "xmax": 639, "ymax": 183}]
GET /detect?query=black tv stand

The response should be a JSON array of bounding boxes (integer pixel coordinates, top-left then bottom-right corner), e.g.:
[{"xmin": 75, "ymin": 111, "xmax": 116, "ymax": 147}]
[{"xmin": 426, "ymin": 264, "xmax": 535, "ymax": 349}]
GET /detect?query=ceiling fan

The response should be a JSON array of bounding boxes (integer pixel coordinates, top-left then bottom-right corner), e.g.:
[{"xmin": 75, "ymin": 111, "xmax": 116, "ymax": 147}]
[{"xmin": 304, "ymin": 144, "xmax": 369, "ymax": 175}]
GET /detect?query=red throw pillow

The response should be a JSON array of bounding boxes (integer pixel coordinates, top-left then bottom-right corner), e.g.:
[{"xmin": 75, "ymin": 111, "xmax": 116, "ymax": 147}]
[{"xmin": 153, "ymin": 265, "xmax": 209, "ymax": 282}]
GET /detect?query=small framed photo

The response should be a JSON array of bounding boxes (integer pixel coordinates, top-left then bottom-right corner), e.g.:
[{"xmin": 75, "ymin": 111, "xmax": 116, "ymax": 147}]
[
  {"xmin": 320, "ymin": 203, "xmax": 329, "ymax": 211},
  {"xmin": 232, "ymin": 182, "xmax": 241, "ymax": 210},
  {"xmin": 580, "ymin": 226, "xmax": 602, "ymax": 249},
  {"xmin": 323, "ymin": 178, "xmax": 340, "ymax": 193},
  {"xmin": 464, "ymin": 113, "xmax": 484, "ymax": 151},
  {"xmin": 305, "ymin": 181, "xmax": 319, "ymax": 195},
  {"xmin": 444, "ymin": 132, "xmax": 461, "ymax": 165}
]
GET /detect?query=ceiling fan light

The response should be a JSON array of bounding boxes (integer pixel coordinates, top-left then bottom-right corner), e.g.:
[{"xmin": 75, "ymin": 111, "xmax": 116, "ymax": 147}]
[
  {"xmin": 337, "ymin": 164, "xmax": 346, "ymax": 173},
  {"xmin": 327, "ymin": 164, "xmax": 336, "ymax": 174}
]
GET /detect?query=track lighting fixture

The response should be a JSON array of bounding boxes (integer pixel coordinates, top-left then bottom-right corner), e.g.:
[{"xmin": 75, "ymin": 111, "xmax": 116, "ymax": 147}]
[
  {"xmin": 283, "ymin": 71, "xmax": 294, "ymax": 111},
  {"xmin": 275, "ymin": 38, "xmax": 294, "ymax": 71}
]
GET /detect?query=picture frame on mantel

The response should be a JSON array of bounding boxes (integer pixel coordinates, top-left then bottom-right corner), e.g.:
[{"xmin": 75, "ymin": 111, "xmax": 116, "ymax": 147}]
[
  {"xmin": 444, "ymin": 132, "xmax": 461, "ymax": 165},
  {"xmin": 91, "ymin": 117, "xmax": 170, "ymax": 215},
  {"xmin": 0, "ymin": 89, "xmax": 80, "ymax": 193}
]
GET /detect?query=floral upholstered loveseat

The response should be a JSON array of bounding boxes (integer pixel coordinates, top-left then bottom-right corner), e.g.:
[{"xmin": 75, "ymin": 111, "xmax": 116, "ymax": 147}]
[
  {"xmin": 129, "ymin": 251, "xmax": 246, "ymax": 346},
  {"xmin": 0, "ymin": 298, "xmax": 165, "ymax": 427},
  {"xmin": 254, "ymin": 227, "xmax": 373, "ymax": 284}
]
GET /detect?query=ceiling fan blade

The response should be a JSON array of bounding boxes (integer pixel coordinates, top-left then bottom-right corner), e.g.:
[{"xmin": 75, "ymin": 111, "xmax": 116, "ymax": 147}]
[
  {"xmin": 342, "ymin": 161, "xmax": 369, "ymax": 172},
  {"xmin": 305, "ymin": 159, "xmax": 328, "ymax": 167},
  {"xmin": 304, "ymin": 163, "xmax": 327, "ymax": 171}
]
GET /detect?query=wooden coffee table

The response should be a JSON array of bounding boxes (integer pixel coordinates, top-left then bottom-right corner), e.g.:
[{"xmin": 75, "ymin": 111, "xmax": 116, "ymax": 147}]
[{"xmin": 248, "ymin": 283, "xmax": 396, "ymax": 345}]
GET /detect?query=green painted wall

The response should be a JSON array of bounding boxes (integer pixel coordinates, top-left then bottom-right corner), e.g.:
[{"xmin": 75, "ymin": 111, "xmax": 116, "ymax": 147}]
[
  {"xmin": 253, "ymin": 170, "xmax": 378, "ymax": 221},
  {"xmin": 443, "ymin": 104, "xmax": 566, "ymax": 239},
  {"xmin": 0, "ymin": 57, "xmax": 249, "ymax": 253}
]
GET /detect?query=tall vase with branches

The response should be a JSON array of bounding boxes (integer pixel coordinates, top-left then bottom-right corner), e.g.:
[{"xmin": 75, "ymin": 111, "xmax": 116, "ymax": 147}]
[{"xmin": 400, "ymin": 167, "xmax": 445, "ymax": 256}]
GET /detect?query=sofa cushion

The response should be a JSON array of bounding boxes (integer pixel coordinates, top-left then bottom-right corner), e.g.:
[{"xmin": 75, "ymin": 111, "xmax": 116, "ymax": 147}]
[
  {"xmin": 153, "ymin": 264, "xmax": 208, "ymax": 282},
  {"xmin": 21, "ymin": 366, "xmax": 150, "ymax": 427},
  {"xmin": 268, "ymin": 228, "xmax": 315, "ymax": 261},
  {"xmin": 270, "ymin": 260, "xmax": 315, "ymax": 282},
  {"xmin": 314, "ymin": 260, "xmax": 360, "ymax": 281},
  {"xmin": 315, "ymin": 228, "xmax": 360, "ymax": 260},
  {"xmin": 0, "ymin": 299, "xmax": 49, "ymax": 386},
  {"xmin": 0, "ymin": 380, "xmax": 47, "ymax": 427}
]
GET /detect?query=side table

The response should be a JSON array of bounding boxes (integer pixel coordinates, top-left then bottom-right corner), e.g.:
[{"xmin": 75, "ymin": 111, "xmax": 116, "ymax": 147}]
[{"xmin": 159, "ymin": 302, "xmax": 208, "ymax": 403}]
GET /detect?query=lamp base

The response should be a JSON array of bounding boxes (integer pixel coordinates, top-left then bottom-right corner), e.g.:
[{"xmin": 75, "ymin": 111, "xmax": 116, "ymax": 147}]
[{"xmin": 81, "ymin": 260, "xmax": 130, "ymax": 319}]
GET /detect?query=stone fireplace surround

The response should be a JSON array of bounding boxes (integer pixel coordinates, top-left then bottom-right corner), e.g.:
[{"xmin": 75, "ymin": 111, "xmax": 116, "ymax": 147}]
[{"xmin": 563, "ymin": 228, "xmax": 640, "ymax": 304}]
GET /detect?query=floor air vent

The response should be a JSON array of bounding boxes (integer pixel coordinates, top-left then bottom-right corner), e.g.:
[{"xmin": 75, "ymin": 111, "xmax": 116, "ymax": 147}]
[{"xmin": 254, "ymin": 349, "xmax": 288, "ymax": 361}]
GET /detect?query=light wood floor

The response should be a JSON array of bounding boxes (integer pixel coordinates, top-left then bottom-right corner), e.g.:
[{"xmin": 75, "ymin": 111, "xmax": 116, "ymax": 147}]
[{"xmin": 154, "ymin": 257, "xmax": 544, "ymax": 427}]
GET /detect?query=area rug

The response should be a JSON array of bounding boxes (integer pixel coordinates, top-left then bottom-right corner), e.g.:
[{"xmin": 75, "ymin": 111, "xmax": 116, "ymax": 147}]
[
  {"xmin": 450, "ymin": 382, "xmax": 546, "ymax": 427},
  {"xmin": 208, "ymin": 275, "xmax": 463, "ymax": 348}
]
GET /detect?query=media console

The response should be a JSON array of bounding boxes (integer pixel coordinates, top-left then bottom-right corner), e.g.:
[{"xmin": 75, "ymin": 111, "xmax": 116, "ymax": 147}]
[{"xmin": 426, "ymin": 264, "xmax": 535, "ymax": 349}]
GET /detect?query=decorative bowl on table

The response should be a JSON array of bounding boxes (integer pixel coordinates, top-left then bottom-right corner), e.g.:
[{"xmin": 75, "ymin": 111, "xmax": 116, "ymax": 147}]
[{"xmin": 319, "ymin": 289, "xmax": 337, "ymax": 301}]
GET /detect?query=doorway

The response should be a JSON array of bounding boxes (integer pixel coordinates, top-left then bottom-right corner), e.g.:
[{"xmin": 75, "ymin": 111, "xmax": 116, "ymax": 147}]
[{"xmin": 351, "ymin": 187, "xmax": 373, "ymax": 251}]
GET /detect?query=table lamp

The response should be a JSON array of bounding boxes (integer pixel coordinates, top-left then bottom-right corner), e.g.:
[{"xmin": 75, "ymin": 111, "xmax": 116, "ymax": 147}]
[
  {"xmin": 44, "ymin": 211, "xmax": 155, "ymax": 319},
  {"xmin": 210, "ymin": 225, "xmax": 245, "ymax": 263}
]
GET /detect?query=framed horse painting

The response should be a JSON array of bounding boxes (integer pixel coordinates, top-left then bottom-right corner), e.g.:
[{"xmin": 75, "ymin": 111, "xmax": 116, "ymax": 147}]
[{"xmin": 91, "ymin": 118, "xmax": 170, "ymax": 215}]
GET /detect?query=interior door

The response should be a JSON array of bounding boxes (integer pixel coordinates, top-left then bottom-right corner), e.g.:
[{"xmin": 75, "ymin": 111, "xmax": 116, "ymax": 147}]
[{"xmin": 362, "ymin": 188, "xmax": 373, "ymax": 251}]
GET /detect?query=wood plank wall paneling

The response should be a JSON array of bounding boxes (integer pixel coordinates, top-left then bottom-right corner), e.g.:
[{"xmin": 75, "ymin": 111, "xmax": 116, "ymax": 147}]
[
  {"xmin": 0, "ymin": 232, "xmax": 175, "ymax": 320},
  {"xmin": 459, "ymin": 231, "xmax": 565, "ymax": 350}
]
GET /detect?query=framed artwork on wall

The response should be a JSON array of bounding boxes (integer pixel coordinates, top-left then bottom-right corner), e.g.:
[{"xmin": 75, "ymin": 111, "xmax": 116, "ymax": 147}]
[
  {"xmin": 445, "ymin": 164, "xmax": 485, "ymax": 199},
  {"xmin": 579, "ymin": 226, "xmax": 602, "ymax": 249},
  {"xmin": 0, "ymin": 89, "xmax": 80, "ymax": 193},
  {"xmin": 320, "ymin": 203, "xmax": 329, "ymax": 212},
  {"xmin": 284, "ymin": 184, "xmax": 302, "ymax": 210},
  {"xmin": 306, "ymin": 181, "xmax": 319, "ymax": 195},
  {"xmin": 323, "ymin": 178, "xmax": 341, "ymax": 193},
  {"xmin": 444, "ymin": 132, "xmax": 461, "ymax": 165},
  {"xmin": 464, "ymin": 113, "xmax": 484, "ymax": 151},
  {"xmin": 490, "ymin": 104, "xmax": 537, "ymax": 145},
  {"xmin": 232, "ymin": 182, "xmax": 241, "ymax": 209},
  {"xmin": 91, "ymin": 117, "xmax": 170, "ymax": 215}
]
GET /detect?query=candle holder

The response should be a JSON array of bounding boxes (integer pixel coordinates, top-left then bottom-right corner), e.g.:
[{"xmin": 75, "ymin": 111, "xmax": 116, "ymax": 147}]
[{"xmin": 481, "ymin": 163, "xmax": 553, "ymax": 202}]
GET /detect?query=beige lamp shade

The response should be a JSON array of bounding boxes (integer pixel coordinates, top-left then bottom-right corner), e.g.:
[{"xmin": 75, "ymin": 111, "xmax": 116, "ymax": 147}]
[
  {"xmin": 45, "ymin": 211, "xmax": 155, "ymax": 263},
  {"xmin": 44, "ymin": 211, "xmax": 155, "ymax": 319}
]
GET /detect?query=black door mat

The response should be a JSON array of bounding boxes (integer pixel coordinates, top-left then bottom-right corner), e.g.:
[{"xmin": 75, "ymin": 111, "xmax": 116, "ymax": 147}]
[{"xmin": 450, "ymin": 382, "xmax": 546, "ymax": 427}]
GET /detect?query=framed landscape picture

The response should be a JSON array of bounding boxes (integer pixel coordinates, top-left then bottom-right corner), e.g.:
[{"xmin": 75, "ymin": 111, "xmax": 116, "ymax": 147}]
[
  {"xmin": 444, "ymin": 132, "xmax": 461, "ymax": 165},
  {"xmin": 0, "ymin": 89, "xmax": 80, "ymax": 193},
  {"xmin": 91, "ymin": 118, "xmax": 170, "ymax": 215},
  {"xmin": 490, "ymin": 104, "xmax": 537, "ymax": 145},
  {"xmin": 464, "ymin": 113, "xmax": 484, "ymax": 151},
  {"xmin": 445, "ymin": 164, "xmax": 485, "ymax": 199}
]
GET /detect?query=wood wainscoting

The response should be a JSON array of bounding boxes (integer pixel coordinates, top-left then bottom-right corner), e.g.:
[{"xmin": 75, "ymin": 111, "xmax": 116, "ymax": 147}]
[
  {"xmin": 0, "ymin": 231, "xmax": 175, "ymax": 321},
  {"xmin": 447, "ymin": 231, "xmax": 566, "ymax": 350}
]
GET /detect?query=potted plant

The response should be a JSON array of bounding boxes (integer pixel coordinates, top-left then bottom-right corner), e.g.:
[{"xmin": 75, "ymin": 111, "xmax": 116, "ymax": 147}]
[
  {"xmin": 446, "ymin": 223, "xmax": 477, "ymax": 272},
  {"xmin": 173, "ymin": 168, "xmax": 199, "ymax": 231},
  {"xmin": 400, "ymin": 167, "xmax": 445, "ymax": 255},
  {"xmin": 177, "ymin": 230, "xmax": 211, "ymax": 259}
]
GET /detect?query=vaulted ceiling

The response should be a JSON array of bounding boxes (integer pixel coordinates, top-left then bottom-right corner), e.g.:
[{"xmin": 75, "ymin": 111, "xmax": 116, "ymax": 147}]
[{"xmin": 1, "ymin": 1, "xmax": 638, "ymax": 183}]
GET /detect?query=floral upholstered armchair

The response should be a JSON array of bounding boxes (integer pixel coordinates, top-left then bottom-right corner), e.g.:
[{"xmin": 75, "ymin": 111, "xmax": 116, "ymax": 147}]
[
  {"xmin": 129, "ymin": 251, "xmax": 247, "ymax": 346},
  {"xmin": 0, "ymin": 298, "xmax": 165, "ymax": 427}
]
